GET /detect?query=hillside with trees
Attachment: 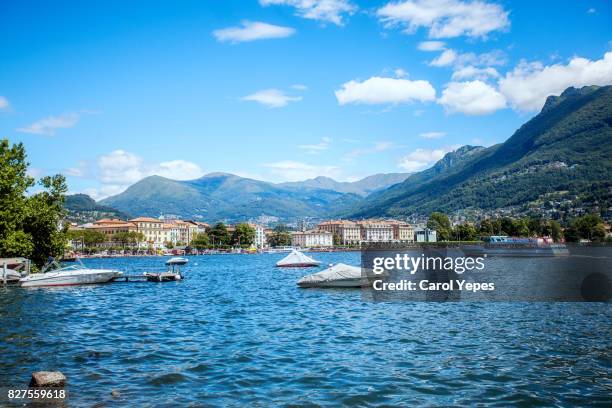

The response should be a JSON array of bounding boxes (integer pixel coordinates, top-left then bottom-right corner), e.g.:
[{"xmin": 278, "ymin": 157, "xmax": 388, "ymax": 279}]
[{"xmin": 347, "ymin": 86, "xmax": 612, "ymax": 220}]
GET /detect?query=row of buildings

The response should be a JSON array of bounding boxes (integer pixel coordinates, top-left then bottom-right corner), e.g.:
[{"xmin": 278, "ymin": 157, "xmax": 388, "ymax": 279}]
[
  {"xmin": 293, "ymin": 220, "xmax": 437, "ymax": 247},
  {"xmin": 72, "ymin": 217, "xmax": 269, "ymax": 250},
  {"xmin": 71, "ymin": 216, "xmax": 435, "ymax": 250}
]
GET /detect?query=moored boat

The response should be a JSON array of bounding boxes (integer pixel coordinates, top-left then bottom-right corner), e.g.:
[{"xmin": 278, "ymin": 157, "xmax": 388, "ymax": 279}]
[
  {"xmin": 166, "ymin": 256, "xmax": 188, "ymax": 265},
  {"xmin": 463, "ymin": 236, "xmax": 569, "ymax": 257},
  {"xmin": 19, "ymin": 259, "xmax": 122, "ymax": 287},
  {"xmin": 297, "ymin": 263, "xmax": 366, "ymax": 288},
  {"xmin": 276, "ymin": 249, "xmax": 321, "ymax": 267}
]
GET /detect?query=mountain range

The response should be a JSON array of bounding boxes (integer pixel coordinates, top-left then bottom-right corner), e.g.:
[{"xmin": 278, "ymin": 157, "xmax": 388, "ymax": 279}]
[
  {"xmin": 346, "ymin": 85, "xmax": 612, "ymax": 218},
  {"xmin": 94, "ymin": 172, "xmax": 411, "ymax": 222},
  {"xmin": 68, "ymin": 85, "xmax": 611, "ymax": 223}
]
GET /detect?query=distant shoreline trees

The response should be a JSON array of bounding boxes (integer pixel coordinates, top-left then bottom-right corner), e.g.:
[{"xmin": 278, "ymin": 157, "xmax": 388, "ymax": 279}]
[{"xmin": 426, "ymin": 211, "xmax": 609, "ymax": 243}]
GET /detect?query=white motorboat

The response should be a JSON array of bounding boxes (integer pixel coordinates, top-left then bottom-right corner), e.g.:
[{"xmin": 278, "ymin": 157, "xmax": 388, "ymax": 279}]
[
  {"xmin": 1, "ymin": 257, "xmax": 30, "ymax": 284},
  {"xmin": 276, "ymin": 249, "xmax": 321, "ymax": 267},
  {"xmin": 1, "ymin": 268, "xmax": 23, "ymax": 284},
  {"xmin": 19, "ymin": 259, "xmax": 123, "ymax": 287},
  {"xmin": 166, "ymin": 256, "xmax": 188, "ymax": 266},
  {"xmin": 297, "ymin": 263, "xmax": 370, "ymax": 288}
]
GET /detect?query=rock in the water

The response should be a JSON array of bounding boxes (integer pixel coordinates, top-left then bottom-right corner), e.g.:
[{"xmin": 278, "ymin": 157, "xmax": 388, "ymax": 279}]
[
  {"xmin": 111, "ymin": 389, "xmax": 121, "ymax": 398},
  {"xmin": 29, "ymin": 371, "xmax": 66, "ymax": 387}
]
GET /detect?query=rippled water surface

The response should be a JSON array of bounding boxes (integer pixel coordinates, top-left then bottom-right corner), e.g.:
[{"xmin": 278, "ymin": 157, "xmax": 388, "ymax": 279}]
[{"xmin": 1, "ymin": 253, "xmax": 610, "ymax": 406}]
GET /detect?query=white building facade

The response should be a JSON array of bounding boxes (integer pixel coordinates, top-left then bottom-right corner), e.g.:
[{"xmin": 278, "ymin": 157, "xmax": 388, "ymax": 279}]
[{"xmin": 291, "ymin": 230, "xmax": 333, "ymax": 248}]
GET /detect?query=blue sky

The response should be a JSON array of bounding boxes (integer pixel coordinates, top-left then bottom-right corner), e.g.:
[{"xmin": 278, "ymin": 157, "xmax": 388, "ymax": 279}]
[{"xmin": 1, "ymin": 0, "xmax": 611, "ymax": 199}]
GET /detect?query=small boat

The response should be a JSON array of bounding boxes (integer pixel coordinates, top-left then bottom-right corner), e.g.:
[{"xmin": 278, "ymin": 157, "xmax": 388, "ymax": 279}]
[
  {"xmin": 1, "ymin": 257, "xmax": 30, "ymax": 284},
  {"xmin": 463, "ymin": 236, "xmax": 569, "ymax": 257},
  {"xmin": 19, "ymin": 259, "xmax": 123, "ymax": 287},
  {"xmin": 266, "ymin": 246, "xmax": 296, "ymax": 253},
  {"xmin": 1, "ymin": 268, "xmax": 23, "ymax": 284},
  {"xmin": 276, "ymin": 249, "xmax": 321, "ymax": 267},
  {"xmin": 166, "ymin": 257, "xmax": 188, "ymax": 266},
  {"xmin": 145, "ymin": 259, "xmax": 185, "ymax": 282},
  {"xmin": 297, "ymin": 263, "xmax": 369, "ymax": 288},
  {"xmin": 144, "ymin": 271, "xmax": 183, "ymax": 282}
]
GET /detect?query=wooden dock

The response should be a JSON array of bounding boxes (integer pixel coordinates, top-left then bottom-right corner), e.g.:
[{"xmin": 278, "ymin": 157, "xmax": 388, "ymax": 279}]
[{"xmin": 113, "ymin": 272, "xmax": 183, "ymax": 283}]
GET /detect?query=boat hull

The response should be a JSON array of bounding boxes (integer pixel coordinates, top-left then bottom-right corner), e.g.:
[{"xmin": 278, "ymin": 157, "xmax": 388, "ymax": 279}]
[
  {"xmin": 276, "ymin": 263, "xmax": 321, "ymax": 267},
  {"xmin": 297, "ymin": 278, "xmax": 369, "ymax": 288},
  {"xmin": 19, "ymin": 270, "xmax": 121, "ymax": 287},
  {"xmin": 463, "ymin": 244, "xmax": 569, "ymax": 257}
]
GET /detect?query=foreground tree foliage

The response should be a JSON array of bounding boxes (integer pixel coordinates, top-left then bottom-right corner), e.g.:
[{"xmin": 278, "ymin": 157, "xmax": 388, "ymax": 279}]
[{"xmin": 0, "ymin": 139, "xmax": 68, "ymax": 267}]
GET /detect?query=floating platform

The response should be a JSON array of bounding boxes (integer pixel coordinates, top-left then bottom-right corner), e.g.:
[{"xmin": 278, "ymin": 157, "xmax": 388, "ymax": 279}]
[{"xmin": 113, "ymin": 272, "xmax": 182, "ymax": 283}]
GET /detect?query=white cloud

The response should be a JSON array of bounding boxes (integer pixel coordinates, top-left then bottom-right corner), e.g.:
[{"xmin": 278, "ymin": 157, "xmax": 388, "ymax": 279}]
[
  {"xmin": 451, "ymin": 65, "xmax": 500, "ymax": 80},
  {"xmin": 98, "ymin": 150, "xmax": 145, "ymax": 185},
  {"xmin": 241, "ymin": 89, "xmax": 302, "ymax": 108},
  {"xmin": 82, "ymin": 186, "xmax": 126, "ymax": 201},
  {"xmin": 213, "ymin": 21, "xmax": 295, "ymax": 43},
  {"xmin": 335, "ymin": 76, "xmax": 436, "ymax": 105},
  {"xmin": 17, "ymin": 112, "xmax": 80, "ymax": 135},
  {"xmin": 263, "ymin": 160, "xmax": 339, "ymax": 182},
  {"xmin": 438, "ymin": 80, "xmax": 506, "ymax": 115},
  {"xmin": 291, "ymin": 84, "xmax": 308, "ymax": 90},
  {"xmin": 0, "ymin": 96, "xmax": 9, "ymax": 110},
  {"xmin": 156, "ymin": 160, "xmax": 205, "ymax": 180},
  {"xmin": 419, "ymin": 131, "xmax": 446, "ymax": 139},
  {"xmin": 418, "ymin": 40, "xmax": 446, "ymax": 51},
  {"xmin": 398, "ymin": 146, "xmax": 457, "ymax": 171},
  {"xmin": 94, "ymin": 150, "xmax": 204, "ymax": 199},
  {"xmin": 260, "ymin": 0, "xmax": 357, "ymax": 26},
  {"xmin": 298, "ymin": 137, "xmax": 331, "ymax": 153},
  {"xmin": 430, "ymin": 48, "xmax": 506, "ymax": 68},
  {"xmin": 394, "ymin": 68, "xmax": 408, "ymax": 78},
  {"xmin": 430, "ymin": 49, "xmax": 457, "ymax": 67},
  {"xmin": 64, "ymin": 161, "xmax": 88, "ymax": 177},
  {"xmin": 344, "ymin": 141, "xmax": 394, "ymax": 160},
  {"xmin": 27, "ymin": 167, "xmax": 44, "ymax": 179},
  {"xmin": 377, "ymin": 0, "xmax": 509, "ymax": 39},
  {"xmin": 498, "ymin": 52, "xmax": 612, "ymax": 111}
]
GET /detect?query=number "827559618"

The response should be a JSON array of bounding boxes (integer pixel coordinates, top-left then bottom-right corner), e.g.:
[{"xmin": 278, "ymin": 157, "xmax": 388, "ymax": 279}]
[{"xmin": 8, "ymin": 389, "xmax": 66, "ymax": 399}]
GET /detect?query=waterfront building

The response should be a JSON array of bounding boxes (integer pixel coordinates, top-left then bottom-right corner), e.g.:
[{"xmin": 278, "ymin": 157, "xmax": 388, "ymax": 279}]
[
  {"xmin": 249, "ymin": 223, "xmax": 267, "ymax": 249},
  {"xmin": 193, "ymin": 221, "xmax": 210, "ymax": 235},
  {"xmin": 358, "ymin": 221, "xmax": 394, "ymax": 242},
  {"xmin": 291, "ymin": 229, "xmax": 333, "ymax": 248},
  {"xmin": 317, "ymin": 220, "xmax": 361, "ymax": 244},
  {"xmin": 86, "ymin": 219, "xmax": 137, "ymax": 236},
  {"xmin": 130, "ymin": 217, "xmax": 165, "ymax": 248},
  {"xmin": 388, "ymin": 220, "xmax": 415, "ymax": 242},
  {"xmin": 162, "ymin": 223, "xmax": 181, "ymax": 247},
  {"xmin": 415, "ymin": 228, "xmax": 437, "ymax": 242}
]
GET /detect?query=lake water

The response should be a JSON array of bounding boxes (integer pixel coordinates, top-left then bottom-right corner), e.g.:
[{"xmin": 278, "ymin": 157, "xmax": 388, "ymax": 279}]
[{"xmin": 1, "ymin": 252, "xmax": 610, "ymax": 406}]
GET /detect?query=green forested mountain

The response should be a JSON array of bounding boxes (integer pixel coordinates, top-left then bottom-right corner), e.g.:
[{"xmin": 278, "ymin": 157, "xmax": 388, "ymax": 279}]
[
  {"xmin": 347, "ymin": 85, "xmax": 612, "ymax": 218},
  {"xmin": 99, "ymin": 172, "xmax": 363, "ymax": 222},
  {"xmin": 64, "ymin": 193, "xmax": 129, "ymax": 222}
]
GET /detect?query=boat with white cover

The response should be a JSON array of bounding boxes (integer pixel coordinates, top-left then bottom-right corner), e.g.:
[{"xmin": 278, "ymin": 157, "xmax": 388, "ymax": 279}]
[
  {"xmin": 297, "ymin": 263, "xmax": 369, "ymax": 288},
  {"xmin": 276, "ymin": 249, "xmax": 321, "ymax": 267},
  {"xmin": 19, "ymin": 259, "xmax": 123, "ymax": 287},
  {"xmin": 166, "ymin": 257, "xmax": 188, "ymax": 266}
]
